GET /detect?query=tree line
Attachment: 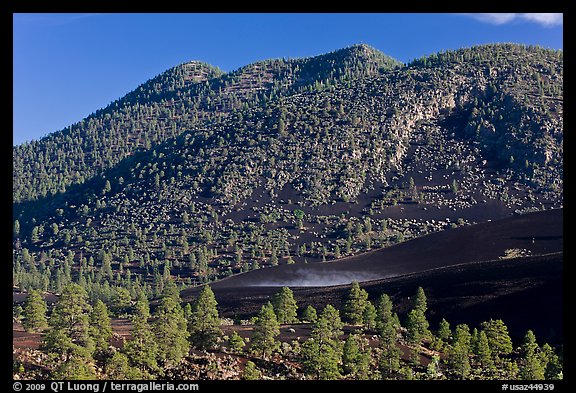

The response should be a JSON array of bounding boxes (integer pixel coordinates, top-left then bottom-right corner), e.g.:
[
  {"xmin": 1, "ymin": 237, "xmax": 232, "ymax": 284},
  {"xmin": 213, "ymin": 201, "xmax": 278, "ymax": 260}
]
[{"xmin": 15, "ymin": 282, "xmax": 562, "ymax": 380}]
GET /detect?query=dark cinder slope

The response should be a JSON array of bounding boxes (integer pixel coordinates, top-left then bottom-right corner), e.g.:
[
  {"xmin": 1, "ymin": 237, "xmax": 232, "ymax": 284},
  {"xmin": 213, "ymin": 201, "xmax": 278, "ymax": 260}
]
[
  {"xmin": 201, "ymin": 208, "xmax": 562, "ymax": 288},
  {"xmin": 210, "ymin": 252, "xmax": 562, "ymax": 343}
]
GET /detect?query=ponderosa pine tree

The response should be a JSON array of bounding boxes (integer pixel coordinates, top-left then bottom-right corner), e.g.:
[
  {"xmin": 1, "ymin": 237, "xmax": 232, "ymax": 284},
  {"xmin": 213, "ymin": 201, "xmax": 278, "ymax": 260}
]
[
  {"xmin": 449, "ymin": 324, "xmax": 472, "ymax": 379},
  {"xmin": 378, "ymin": 319, "xmax": 401, "ymax": 378},
  {"xmin": 106, "ymin": 351, "xmax": 141, "ymax": 379},
  {"xmin": 42, "ymin": 284, "xmax": 94, "ymax": 361},
  {"xmin": 519, "ymin": 330, "xmax": 545, "ymax": 380},
  {"xmin": 251, "ymin": 302, "xmax": 280, "ymax": 359},
  {"xmin": 406, "ymin": 287, "xmax": 430, "ymax": 342},
  {"xmin": 541, "ymin": 343, "xmax": 562, "ymax": 380},
  {"xmin": 437, "ymin": 318, "xmax": 451, "ymax": 343},
  {"xmin": 476, "ymin": 330, "xmax": 494, "ymax": 371},
  {"xmin": 362, "ymin": 300, "xmax": 377, "ymax": 330},
  {"xmin": 228, "ymin": 330, "xmax": 245, "ymax": 353},
  {"xmin": 123, "ymin": 294, "xmax": 158, "ymax": 377},
  {"xmin": 301, "ymin": 304, "xmax": 344, "ymax": 380},
  {"xmin": 188, "ymin": 285, "xmax": 222, "ymax": 349},
  {"xmin": 301, "ymin": 305, "xmax": 318, "ymax": 323},
  {"xmin": 413, "ymin": 286, "xmax": 427, "ymax": 314},
  {"xmin": 153, "ymin": 295, "xmax": 190, "ymax": 367},
  {"xmin": 342, "ymin": 333, "xmax": 372, "ymax": 379},
  {"xmin": 89, "ymin": 299, "xmax": 113, "ymax": 355},
  {"xmin": 345, "ymin": 281, "xmax": 368, "ymax": 325},
  {"xmin": 375, "ymin": 293, "xmax": 393, "ymax": 335},
  {"xmin": 481, "ymin": 319, "xmax": 513, "ymax": 362},
  {"xmin": 272, "ymin": 286, "xmax": 298, "ymax": 324},
  {"xmin": 22, "ymin": 289, "xmax": 48, "ymax": 332},
  {"xmin": 243, "ymin": 361, "xmax": 262, "ymax": 380}
]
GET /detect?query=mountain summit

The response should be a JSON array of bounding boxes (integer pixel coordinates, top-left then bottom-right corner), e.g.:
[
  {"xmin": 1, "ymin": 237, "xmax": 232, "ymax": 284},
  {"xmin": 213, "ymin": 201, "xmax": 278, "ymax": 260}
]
[{"xmin": 13, "ymin": 44, "xmax": 401, "ymax": 203}]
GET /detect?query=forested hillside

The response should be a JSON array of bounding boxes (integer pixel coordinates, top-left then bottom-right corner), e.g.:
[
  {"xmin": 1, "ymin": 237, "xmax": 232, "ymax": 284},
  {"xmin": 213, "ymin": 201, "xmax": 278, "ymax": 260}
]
[
  {"xmin": 13, "ymin": 44, "xmax": 400, "ymax": 203},
  {"xmin": 12, "ymin": 42, "xmax": 563, "ymax": 382},
  {"xmin": 13, "ymin": 44, "xmax": 562, "ymax": 298}
]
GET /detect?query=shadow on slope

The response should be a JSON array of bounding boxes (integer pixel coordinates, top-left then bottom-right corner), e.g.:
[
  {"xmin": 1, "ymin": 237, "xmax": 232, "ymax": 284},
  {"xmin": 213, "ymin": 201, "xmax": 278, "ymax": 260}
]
[{"xmin": 192, "ymin": 208, "xmax": 562, "ymax": 289}]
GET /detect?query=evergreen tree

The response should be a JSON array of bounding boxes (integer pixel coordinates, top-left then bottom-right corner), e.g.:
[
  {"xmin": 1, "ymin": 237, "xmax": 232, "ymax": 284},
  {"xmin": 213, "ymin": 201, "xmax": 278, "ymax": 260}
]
[
  {"xmin": 378, "ymin": 317, "xmax": 401, "ymax": 378},
  {"xmin": 405, "ymin": 287, "xmax": 430, "ymax": 345},
  {"xmin": 22, "ymin": 289, "xmax": 48, "ymax": 332},
  {"xmin": 413, "ymin": 286, "xmax": 427, "ymax": 314},
  {"xmin": 52, "ymin": 358, "xmax": 97, "ymax": 380},
  {"xmin": 519, "ymin": 330, "xmax": 545, "ymax": 380},
  {"xmin": 42, "ymin": 284, "xmax": 94, "ymax": 362},
  {"xmin": 344, "ymin": 281, "xmax": 368, "ymax": 325},
  {"xmin": 362, "ymin": 300, "xmax": 377, "ymax": 330},
  {"xmin": 123, "ymin": 295, "xmax": 158, "ymax": 376},
  {"xmin": 243, "ymin": 361, "xmax": 262, "ymax": 380},
  {"xmin": 251, "ymin": 302, "xmax": 280, "ymax": 359},
  {"xmin": 153, "ymin": 295, "xmax": 190, "ymax": 367},
  {"xmin": 481, "ymin": 319, "xmax": 513, "ymax": 361},
  {"xmin": 449, "ymin": 324, "xmax": 472, "ymax": 379},
  {"xmin": 89, "ymin": 299, "xmax": 113, "ymax": 355},
  {"xmin": 300, "ymin": 304, "xmax": 344, "ymax": 379},
  {"xmin": 426, "ymin": 354, "xmax": 441, "ymax": 380},
  {"xmin": 301, "ymin": 305, "xmax": 318, "ymax": 323},
  {"xmin": 477, "ymin": 330, "xmax": 494, "ymax": 370},
  {"xmin": 106, "ymin": 351, "xmax": 141, "ymax": 379},
  {"xmin": 271, "ymin": 286, "xmax": 299, "ymax": 324},
  {"xmin": 227, "ymin": 331, "xmax": 245, "ymax": 353},
  {"xmin": 375, "ymin": 293, "xmax": 393, "ymax": 336},
  {"xmin": 437, "ymin": 318, "xmax": 451, "ymax": 342},
  {"xmin": 541, "ymin": 343, "xmax": 562, "ymax": 380},
  {"xmin": 405, "ymin": 309, "xmax": 426, "ymax": 344},
  {"xmin": 188, "ymin": 285, "xmax": 222, "ymax": 349},
  {"xmin": 342, "ymin": 333, "xmax": 372, "ymax": 379},
  {"xmin": 161, "ymin": 279, "xmax": 180, "ymax": 302}
]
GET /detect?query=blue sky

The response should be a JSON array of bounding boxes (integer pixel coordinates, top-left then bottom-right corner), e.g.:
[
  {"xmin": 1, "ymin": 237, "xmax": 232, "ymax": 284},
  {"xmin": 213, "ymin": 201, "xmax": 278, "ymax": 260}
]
[{"xmin": 13, "ymin": 13, "xmax": 563, "ymax": 145}]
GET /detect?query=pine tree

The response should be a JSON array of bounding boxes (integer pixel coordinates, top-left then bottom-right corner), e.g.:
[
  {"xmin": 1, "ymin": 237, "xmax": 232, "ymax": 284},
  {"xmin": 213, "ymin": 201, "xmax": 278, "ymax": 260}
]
[
  {"xmin": 481, "ymin": 319, "xmax": 513, "ymax": 362},
  {"xmin": 378, "ymin": 317, "xmax": 400, "ymax": 378},
  {"xmin": 42, "ymin": 284, "xmax": 94, "ymax": 362},
  {"xmin": 228, "ymin": 331, "xmax": 245, "ymax": 353},
  {"xmin": 154, "ymin": 295, "xmax": 190, "ymax": 367},
  {"xmin": 519, "ymin": 330, "xmax": 545, "ymax": 380},
  {"xmin": 243, "ymin": 361, "xmax": 262, "ymax": 380},
  {"xmin": 301, "ymin": 304, "xmax": 344, "ymax": 379},
  {"xmin": 477, "ymin": 330, "xmax": 494, "ymax": 370},
  {"xmin": 342, "ymin": 333, "xmax": 360, "ymax": 376},
  {"xmin": 251, "ymin": 302, "xmax": 280, "ymax": 359},
  {"xmin": 301, "ymin": 305, "xmax": 318, "ymax": 323},
  {"xmin": 437, "ymin": 318, "xmax": 451, "ymax": 342},
  {"xmin": 271, "ymin": 287, "xmax": 298, "ymax": 324},
  {"xmin": 52, "ymin": 358, "xmax": 97, "ymax": 380},
  {"xmin": 405, "ymin": 287, "xmax": 430, "ymax": 344},
  {"xmin": 123, "ymin": 295, "xmax": 158, "ymax": 376},
  {"xmin": 541, "ymin": 343, "xmax": 562, "ymax": 380},
  {"xmin": 111, "ymin": 287, "xmax": 132, "ymax": 316},
  {"xmin": 376, "ymin": 293, "xmax": 393, "ymax": 335},
  {"xmin": 106, "ymin": 351, "xmax": 141, "ymax": 379},
  {"xmin": 449, "ymin": 324, "xmax": 472, "ymax": 379},
  {"xmin": 345, "ymin": 281, "xmax": 368, "ymax": 325},
  {"xmin": 413, "ymin": 286, "xmax": 427, "ymax": 314},
  {"xmin": 188, "ymin": 285, "xmax": 222, "ymax": 349},
  {"xmin": 89, "ymin": 300, "xmax": 113, "ymax": 355},
  {"xmin": 362, "ymin": 300, "xmax": 377, "ymax": 330},
  {"xmin": 342, "ymin": 333, "xmax": 372, "ymax": 379},
  {"xmin": 22, "ymin": 289, "xmax": 48, "ymax": 332},
  {"xmin": 426, "ymin": 354, "xmax": 441, "ymax": 379}
]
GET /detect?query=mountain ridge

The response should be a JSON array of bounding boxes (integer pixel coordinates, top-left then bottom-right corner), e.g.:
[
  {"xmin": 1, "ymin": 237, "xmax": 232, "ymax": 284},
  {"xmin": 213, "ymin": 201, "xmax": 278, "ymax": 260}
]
[
  {"xmin": 13, "ymin": 43, "xmax": 563, "ymax": 294},
  {"xmin": 13, "ymin": 44, "xmax": 401, "ymax": 203}
]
